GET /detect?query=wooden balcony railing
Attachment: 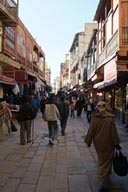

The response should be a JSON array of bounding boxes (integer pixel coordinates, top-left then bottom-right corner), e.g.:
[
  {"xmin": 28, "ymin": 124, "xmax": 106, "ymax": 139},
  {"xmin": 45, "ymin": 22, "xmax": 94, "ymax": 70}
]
[
  {"xmin": 98, "ymin": 31, "xmax": 118, "ymax": 69},
  {"xmin": 0, "ymin": 0, "xmax": 18, "ymax": 26},
  {"xmin": 38, "ymin": 69, "xmax": 45, "ymax": 79}
]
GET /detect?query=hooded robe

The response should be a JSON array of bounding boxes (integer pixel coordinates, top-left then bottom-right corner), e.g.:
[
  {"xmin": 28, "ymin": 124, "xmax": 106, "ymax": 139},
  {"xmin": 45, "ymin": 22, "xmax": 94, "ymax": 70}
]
[{"xmin": 85, "ymin": 101, "xmax": 120, "ymax": 186}]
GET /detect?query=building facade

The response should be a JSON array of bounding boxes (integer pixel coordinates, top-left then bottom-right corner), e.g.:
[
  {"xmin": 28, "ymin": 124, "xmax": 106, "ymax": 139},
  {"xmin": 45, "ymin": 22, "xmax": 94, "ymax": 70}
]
[
  {"xmin": 89, "ymin": 0, "xmax": 128, "ymax": 123},
  {"xmin": 69, "ymin": 23, "xmax": 97, "ymax": 90},
  {"xmin": 60, "ymin": 54, "xmax": 70, "ymax": 90},
  {"xmin": 60, "ymin": 0, "xmax": 128, "ymax": 124},
  {"xmin": 0, "ymin": 1, "xmax": 46, "ymax": 101}
]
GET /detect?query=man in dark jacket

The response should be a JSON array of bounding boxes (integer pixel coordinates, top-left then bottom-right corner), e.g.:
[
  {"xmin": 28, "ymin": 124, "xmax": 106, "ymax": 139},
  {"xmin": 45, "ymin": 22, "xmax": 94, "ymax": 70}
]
[
  {"xmin": 18, "ymin": 95, "xmax": 35, "ymax": 145},
  {"xmin": 59, "ymin": 96, "xmax": 69, "ymax": 136}
]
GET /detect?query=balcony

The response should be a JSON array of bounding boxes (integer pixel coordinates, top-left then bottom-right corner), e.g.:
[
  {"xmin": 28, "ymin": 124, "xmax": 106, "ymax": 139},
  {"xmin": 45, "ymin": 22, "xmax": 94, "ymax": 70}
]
[
  {"xmin": 98, "ymin": 31, "xmax": 118, "ymax": 69},
  {"xmin": 0, "ymin": 0, "xmax": 18, "ymax": 26},
  {"xmin": 38, "ymin": 69, "xmax": 45, "ymax": 79}
]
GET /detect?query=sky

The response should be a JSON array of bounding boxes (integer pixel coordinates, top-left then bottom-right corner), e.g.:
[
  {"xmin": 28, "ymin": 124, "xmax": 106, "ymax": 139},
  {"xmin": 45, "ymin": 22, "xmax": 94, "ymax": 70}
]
[{"xmin": 19, "ymin": 0, "xmax": 99, "ymax": 82}]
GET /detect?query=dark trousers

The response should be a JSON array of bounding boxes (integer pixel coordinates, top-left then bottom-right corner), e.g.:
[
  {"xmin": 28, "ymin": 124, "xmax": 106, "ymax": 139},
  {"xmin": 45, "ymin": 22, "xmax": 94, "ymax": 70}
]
[
  {"xmin": 86, "ymin": 111, "xmax": 92, "ymax": 123},
  {"xmin": 77, "ymin": 108, "xmax": 83, "ymax": 117},
  {"xmin": 71, "ymin": 110, "xmax": 75, "ymax": 117},
  {"xmin": 60, "ymin": 117, "xmax": 68, "ymax": 134},
  {"xmin": 20, "ymin": 120, "xmax": 31, "ymax": 144}
]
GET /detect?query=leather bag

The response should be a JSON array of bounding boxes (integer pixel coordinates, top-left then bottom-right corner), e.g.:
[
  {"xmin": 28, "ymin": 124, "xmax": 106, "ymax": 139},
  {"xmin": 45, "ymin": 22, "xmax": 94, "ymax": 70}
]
[{"xmin": 113, "ymin": 149, "xmax": 128, "ymax": 176}]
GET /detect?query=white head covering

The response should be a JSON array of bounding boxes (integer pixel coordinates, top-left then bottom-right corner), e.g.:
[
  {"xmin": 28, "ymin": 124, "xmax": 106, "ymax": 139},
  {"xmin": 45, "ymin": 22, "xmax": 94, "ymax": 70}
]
[
  {"xmin": 95, "ymin": 101, "xmax": 106, "ymax": 109},
  {"xmin": 95, "ymin": 101, "xmax": 114, "ymax": 115}
]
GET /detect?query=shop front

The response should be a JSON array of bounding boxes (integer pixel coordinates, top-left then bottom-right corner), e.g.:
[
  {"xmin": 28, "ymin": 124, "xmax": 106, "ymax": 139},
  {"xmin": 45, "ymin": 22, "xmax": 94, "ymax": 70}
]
[
  {"xmin": 0, "ymin": 75, "xmax": 17, "ymax": 99},
  {"xmin": 93, "ymin": 56, "xmax": 128, "ymax": 123},
  {"xmin": 15, "ymin": 70, "xmax": 28, "ymax": 96}
]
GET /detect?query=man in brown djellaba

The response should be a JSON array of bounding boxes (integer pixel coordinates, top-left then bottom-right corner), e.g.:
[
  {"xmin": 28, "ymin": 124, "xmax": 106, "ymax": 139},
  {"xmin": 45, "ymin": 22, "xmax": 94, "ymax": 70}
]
[{"xmin": 84, "ymin": 101, "xmax": 121, "ymax": 192}]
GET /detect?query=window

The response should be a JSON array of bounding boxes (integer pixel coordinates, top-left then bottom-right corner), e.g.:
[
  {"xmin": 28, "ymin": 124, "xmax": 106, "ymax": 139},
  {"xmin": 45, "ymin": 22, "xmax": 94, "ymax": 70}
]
[
  {"xmin": 5, "ymin": 27, "xmax": 15, "ymax": 40},
  {"xmin": 122, "ymin": 27, "xmax": 128, "ymax": 45},
  {"xmin": 5, "ymin": 39, "xmax": 15, "ymax": 51}
]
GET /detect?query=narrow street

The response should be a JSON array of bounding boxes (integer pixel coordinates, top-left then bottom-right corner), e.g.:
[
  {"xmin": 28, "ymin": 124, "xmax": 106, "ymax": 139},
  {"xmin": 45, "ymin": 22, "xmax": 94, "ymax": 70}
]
[{"xmin": 0, "ymin": 111, "xmax": 128, "ymax": 192}]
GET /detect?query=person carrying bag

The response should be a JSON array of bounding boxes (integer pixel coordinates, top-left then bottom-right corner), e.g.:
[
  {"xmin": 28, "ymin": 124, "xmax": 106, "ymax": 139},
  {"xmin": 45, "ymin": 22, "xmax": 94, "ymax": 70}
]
[
  {"xmin": 84, "ymin": 101, "xmax": 121, "ymax": 192},
  {"xmin": 113, "ymin": 149, "xmax": 128, "ymax": 176}
]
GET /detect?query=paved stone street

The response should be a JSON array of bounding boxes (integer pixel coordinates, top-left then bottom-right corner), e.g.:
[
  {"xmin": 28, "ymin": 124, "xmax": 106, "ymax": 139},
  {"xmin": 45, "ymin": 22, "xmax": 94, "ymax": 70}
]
[{"xmin": 0, "ymin": 111, "xmax": 128, "ymax": 192}]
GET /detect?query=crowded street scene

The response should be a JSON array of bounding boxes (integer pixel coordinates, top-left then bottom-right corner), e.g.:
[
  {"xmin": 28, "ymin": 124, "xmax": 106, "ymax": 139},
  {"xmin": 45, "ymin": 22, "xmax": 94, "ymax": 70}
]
[
  {"xmin": 0, "ymin": 0, "xmax": 128, "ymax": 192},
  {"xmin": 0, "ymin": 93, "xmax": 128, "ymax": 192}
]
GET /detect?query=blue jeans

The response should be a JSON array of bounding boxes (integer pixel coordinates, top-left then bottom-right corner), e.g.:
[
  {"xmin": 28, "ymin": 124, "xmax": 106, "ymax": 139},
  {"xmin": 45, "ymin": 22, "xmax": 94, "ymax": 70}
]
[{"xmin": 47, "ymin": 121, "xmax": 58, "ymax": 140}]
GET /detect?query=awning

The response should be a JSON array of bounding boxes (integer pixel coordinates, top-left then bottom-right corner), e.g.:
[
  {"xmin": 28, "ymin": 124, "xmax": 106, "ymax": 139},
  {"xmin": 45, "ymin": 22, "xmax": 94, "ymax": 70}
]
[
  {"xmin": 94, "ymin": 56, "xmax": 117, "ymax": 90},
  {"xmin": 93, "ymin": 78, "xmax": 117, "ymax": 90},
  {"xmin": 0, "ymin": 75, "xmax": 17, "ymax": 85},
  {"xmin": 36, "ymin": 77, "xmax": 46, "ymax": 87},
  {"xmin": 38, "ymin": 75, "xmax": 47, "ymax": 85},
  {"xmin": 104, "ymin": 79, "xmax": 117, "ymax": 87},
  {"xmin": 93, "ymin": 81, "xmax": 105, "ymax": 89}
]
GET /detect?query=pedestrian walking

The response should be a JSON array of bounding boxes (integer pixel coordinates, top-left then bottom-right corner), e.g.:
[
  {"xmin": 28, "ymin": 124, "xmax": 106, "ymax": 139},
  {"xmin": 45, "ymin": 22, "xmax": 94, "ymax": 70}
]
[
  {"xmin": 70, "ymin": 101, "xmax": 75, "ymax": 118},
  {"xmin": 59, "ymin": 96, "xmax": 69, "ymax": 135},
  {"xmin": 44, "ymin": 93, "xmax": 60, "ymax": 145},
  {"xmin": 17, "ymin": 95, "xmax": 35, "ymax": 145},
  {"xmin": 85, "ymin": 100, "xmax": 94, "ymax": 123},
  {"xmin": 3, "ymin": 101, "xmax": 12, "ymax": 133},
  {"xmin": 32, "ymin": 95, "xmax": 40, "ymax": 117},
  {"xmin": 0, "ymin": 100, "xmax": 5, "ymax": 141},
  {"xmin": 40, "ymin": 95, "xmax": 46, "ymax": 117},
  {"xmin": 75, "ymin": 97, "xmax": 84, "ymax": 118},
  {"xmin": 84, "ymin": 101, "xmax": 121, "ymax": 192}
]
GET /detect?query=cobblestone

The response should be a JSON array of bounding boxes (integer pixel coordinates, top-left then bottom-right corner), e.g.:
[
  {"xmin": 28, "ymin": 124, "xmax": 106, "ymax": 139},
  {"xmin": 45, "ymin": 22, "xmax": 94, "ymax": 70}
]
[{"xmin": 0, "ymin": 111, "xmax": 128, "ymax": 192}]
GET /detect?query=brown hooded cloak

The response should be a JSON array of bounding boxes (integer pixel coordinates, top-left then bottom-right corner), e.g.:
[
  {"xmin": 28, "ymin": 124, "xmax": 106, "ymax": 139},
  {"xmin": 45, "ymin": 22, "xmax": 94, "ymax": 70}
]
[{"xmin": 85, "ymin": 102, "xmax": 120, "ymax": 187}]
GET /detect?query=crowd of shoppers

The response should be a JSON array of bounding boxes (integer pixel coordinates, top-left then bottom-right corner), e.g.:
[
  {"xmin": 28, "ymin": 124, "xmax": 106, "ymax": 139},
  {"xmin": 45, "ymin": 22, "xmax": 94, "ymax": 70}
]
[
  {"xmin": 0, "ymin": 92, "xmax": 95, "ymax": 144},
  {"xmin": 1, "ymin": 91, "xmax": 126, "ymax": 192}
]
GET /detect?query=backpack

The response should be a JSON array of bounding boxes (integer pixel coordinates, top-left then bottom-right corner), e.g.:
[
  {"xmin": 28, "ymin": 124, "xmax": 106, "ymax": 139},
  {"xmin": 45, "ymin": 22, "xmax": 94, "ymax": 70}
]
[
  {"xmin": 59, "ymin": 102, "xmax": 69, "ymax": 118},
  {"xmin": 17, "ymin": 103, "xmax": 35, "ymax": 122}
]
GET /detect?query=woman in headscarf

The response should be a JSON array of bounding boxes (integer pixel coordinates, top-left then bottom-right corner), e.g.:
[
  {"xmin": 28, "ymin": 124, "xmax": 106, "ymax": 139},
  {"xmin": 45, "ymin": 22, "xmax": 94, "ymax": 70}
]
[{"xmin": 84, "ymin": 101, "xmax": 121, "ymax": 192}]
